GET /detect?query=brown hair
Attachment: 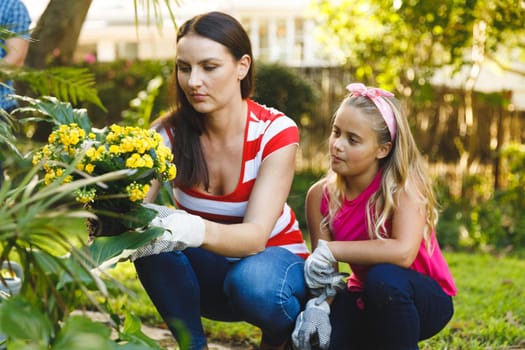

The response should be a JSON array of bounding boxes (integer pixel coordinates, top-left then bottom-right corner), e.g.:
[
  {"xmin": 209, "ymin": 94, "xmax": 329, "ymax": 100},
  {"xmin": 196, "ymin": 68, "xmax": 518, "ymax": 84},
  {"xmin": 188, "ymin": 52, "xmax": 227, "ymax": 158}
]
[{"xmin": 156, "ymin": 11, "xmax": 254, "ymax": 190}]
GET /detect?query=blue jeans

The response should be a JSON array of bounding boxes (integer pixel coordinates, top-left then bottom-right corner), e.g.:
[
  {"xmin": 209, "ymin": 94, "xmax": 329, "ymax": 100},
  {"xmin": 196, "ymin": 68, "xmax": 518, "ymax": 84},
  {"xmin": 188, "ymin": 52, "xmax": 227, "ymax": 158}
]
[
  {"xmin": 134, "ymin": 246, "xmax": 307, "ymax": 350},
  {"xmin": 329, "ymin": 263, "xmax": 454, "ymax": 350}
]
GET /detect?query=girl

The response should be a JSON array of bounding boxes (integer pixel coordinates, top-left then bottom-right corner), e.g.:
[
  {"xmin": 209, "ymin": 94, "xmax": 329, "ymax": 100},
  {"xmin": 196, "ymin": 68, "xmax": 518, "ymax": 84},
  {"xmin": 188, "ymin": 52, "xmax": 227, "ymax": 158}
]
[
  {"xmin": 130, "ymin": 11, "xmax": 309, "ymax": 350},
  {"xmin": 292, "ymin": 83, "xmax": 456, "ymax": 350}
]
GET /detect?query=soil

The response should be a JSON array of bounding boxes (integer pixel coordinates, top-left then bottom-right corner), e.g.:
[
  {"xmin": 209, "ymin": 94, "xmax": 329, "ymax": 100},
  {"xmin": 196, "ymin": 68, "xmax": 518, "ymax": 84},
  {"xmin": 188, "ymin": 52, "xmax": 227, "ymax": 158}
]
[{"xmin": 74, "ymin": 310, "xmax": 251, "ymax": 349}]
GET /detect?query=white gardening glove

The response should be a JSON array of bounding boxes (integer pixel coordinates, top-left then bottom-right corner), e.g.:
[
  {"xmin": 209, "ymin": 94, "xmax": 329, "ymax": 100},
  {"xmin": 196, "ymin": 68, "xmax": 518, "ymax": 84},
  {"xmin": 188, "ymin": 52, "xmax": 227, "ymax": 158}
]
[
  {"xmin": 292, "ymin": 297, "xmax": 331, "ymax": 350},
  {"xmin": 305, "ymin": 239, "xmax": 348, "ymax": 298},
  {"xmin": 129, "ymin": 204, "xmax": 205, "ymax": 261}
]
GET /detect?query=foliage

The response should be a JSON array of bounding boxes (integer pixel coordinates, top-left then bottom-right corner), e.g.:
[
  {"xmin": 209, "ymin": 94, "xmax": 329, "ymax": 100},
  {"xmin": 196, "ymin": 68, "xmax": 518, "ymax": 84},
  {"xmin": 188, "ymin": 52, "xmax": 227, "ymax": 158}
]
[
  {"xmin": 121, "ymin": 76, "xmax": 165, "ymax": 128},
  {"xmin": 289, "ymin": 169, "xmax": 324, "ymax": 234},
  {"xmin": 252, "ymin": 62, "xmax": 319, "ymax": 127},
  {"xmin": 79, "ymin": 60, "xmax": 173, "ymax": 128},
  {"xmin": 0, "ymin": 2, "xmax": 182, "ymax": 348},
  {"xmin": 1, "ymin": 26, "xmax": 104, "ymax": 110},
  {"xmin": 14, "ymin": 66, "xmax": 104, "ymax": 110},
  {"xmin": 435, "ymin": 142, "xmax": 525, "ymax": 250},
  {"xmin": 132, "ymin": 0, "xmax": 180, "ymax": 30},
  {"xmin": 312, "ymin": 0, "xmax": 525, "ymax": 96},
  {"xmin": 0, "ymin": 165, "xmax": 165, "ymax": 349},
  {"xmin": 0, "ymin": 95, "xmax": 175, "ymax": 348}
]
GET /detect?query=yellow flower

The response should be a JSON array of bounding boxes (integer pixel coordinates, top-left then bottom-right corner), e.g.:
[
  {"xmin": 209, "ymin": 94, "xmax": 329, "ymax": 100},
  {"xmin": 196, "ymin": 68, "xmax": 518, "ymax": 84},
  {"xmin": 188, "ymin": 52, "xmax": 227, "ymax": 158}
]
[
  {"xmin": 86, "ymin": 147, "xmax": 97, "ymax": 159},
  {"xmin": 143, "ymin": 154, "xmax": 154, "ymax": 168},
  {"xmin": 85, "ymin": 163, "xmax": 95, "ymax": 174},
  {"xmin": 126, "ymin": 182, "xmax": 148, "ymax": 202},
  {"xmin": 167, "ymin": 164, "xmax": 177, "ymax": 180},
  {"xmin": 36, "ymin": 122, "xmax": 178, "ymax": 211},
  {"xmin": 109, "ymin": 145, "xmax": 120, "ymax": 154},
  {"xmin": 75, "ymin": 188, "xmax": 96, "ymax": 204},
  {"xmin": 95, "ymin": 146, "xmax": 106, "ymax": 159},
  {"xmin": 44, "ymin": 172, "xmax": 55, "ymax": 185},
  {"xmin": 120, "ymin": 138, "xmax": 135, "ymax": 153},
  {"xmin": 32, "ymin": 152, "xmax": 42, "ymax": 165},
  {"xmin": 125, "ymin": 153, "xmax": 141, "ymax": 168}
]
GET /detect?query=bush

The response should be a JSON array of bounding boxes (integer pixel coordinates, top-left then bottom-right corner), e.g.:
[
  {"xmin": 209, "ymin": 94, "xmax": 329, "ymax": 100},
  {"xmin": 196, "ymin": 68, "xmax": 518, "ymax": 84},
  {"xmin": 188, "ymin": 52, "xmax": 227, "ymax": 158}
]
[
  {"xmin": 79, "ymin": 60, "xmax": 173, "ymax": 127},
  {"xmin": 251, "ymin": 62, "xmax": 319, "ymax": 127},
  {"xmin": 436, "ymin": 143, "xmax": 525, "ymax": 250}
]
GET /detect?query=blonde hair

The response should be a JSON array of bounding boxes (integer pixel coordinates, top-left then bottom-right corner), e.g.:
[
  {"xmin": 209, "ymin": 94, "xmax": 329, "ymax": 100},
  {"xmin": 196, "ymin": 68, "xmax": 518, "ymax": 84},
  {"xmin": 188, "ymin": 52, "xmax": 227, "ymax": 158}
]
[{"xmin": 323, "ymin": 93, "xmax": 439, "ymax": 250}]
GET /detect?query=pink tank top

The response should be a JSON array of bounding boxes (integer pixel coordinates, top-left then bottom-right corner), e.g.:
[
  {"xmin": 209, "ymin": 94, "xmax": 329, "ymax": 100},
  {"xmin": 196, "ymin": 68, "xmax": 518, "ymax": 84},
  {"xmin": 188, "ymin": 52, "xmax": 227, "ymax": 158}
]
[{"xmin": 321, "ymin": 172, "xmax": 457, "ymax": 296}]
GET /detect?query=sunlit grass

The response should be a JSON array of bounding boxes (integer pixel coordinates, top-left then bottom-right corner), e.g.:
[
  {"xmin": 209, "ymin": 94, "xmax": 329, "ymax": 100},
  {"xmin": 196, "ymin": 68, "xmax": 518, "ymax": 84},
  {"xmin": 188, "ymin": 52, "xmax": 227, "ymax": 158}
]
[{"xmin": 95, "ymin": 250, "xmax": 525, "ymax": 349}]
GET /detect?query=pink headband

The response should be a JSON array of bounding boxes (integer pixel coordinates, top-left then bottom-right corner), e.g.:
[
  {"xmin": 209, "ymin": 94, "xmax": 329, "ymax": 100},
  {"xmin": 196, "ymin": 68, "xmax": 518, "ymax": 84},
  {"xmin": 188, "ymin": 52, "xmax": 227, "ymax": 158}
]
[{"xmin": 346, "ymin": 83, "xmax": 396, "ymax": 142}]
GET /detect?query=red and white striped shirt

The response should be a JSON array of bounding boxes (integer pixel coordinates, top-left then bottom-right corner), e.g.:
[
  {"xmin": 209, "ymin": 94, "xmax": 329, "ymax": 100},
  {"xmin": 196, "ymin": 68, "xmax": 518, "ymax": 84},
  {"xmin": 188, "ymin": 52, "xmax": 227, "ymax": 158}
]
[{"xmin": 161, "ymin": 99, "xmax": 309, "ymax": 258}]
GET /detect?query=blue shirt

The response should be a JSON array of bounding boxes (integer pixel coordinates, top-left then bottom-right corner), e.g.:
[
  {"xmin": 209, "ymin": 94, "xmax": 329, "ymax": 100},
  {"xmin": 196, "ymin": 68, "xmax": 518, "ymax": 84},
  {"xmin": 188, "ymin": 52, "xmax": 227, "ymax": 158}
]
[{"xmin": 1, "ymin": 0, "xmax": 31, "ymax": 111}]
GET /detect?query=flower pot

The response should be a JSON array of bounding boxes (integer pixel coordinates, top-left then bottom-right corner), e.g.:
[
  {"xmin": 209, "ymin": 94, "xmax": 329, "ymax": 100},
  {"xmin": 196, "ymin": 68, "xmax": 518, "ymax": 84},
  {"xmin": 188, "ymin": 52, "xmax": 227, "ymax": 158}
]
[{"xmin": 0, "ymin": 261, "xmax": 23, "ymax": 350}]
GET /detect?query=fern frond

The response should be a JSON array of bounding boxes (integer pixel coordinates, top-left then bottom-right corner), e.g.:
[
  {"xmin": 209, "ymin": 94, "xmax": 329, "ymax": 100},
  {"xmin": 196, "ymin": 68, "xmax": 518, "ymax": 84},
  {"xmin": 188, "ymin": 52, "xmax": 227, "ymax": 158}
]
[{"xmin": 1, "ymin": 66, "xmax": 106, "ymax": 111}]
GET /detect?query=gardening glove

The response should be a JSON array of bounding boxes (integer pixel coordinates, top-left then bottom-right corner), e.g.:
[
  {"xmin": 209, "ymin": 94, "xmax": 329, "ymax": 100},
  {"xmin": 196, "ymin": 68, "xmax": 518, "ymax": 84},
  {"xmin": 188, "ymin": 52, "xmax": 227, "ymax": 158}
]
[
  {"xmin": 129, "ymin": 204, "xmax": 206, "ymax": 261},
  {"xmin": 292, "ymin": 297, "xmax": 331, "ymax": 350},
  {"xmin": 305, "ymin": 239, "xmax": 348, "ymax": 298}
]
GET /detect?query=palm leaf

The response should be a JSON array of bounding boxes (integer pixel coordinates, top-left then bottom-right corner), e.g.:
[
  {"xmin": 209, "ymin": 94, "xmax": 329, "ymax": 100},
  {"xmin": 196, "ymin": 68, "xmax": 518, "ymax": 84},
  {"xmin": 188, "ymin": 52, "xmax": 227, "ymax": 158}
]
[
  {"xmin": 133, "ymin": 0, "xmax": 180, "ymax": 31},
  {"xmin": 14, "ymin": 95, "xmax": 92, "ymax": 131}
]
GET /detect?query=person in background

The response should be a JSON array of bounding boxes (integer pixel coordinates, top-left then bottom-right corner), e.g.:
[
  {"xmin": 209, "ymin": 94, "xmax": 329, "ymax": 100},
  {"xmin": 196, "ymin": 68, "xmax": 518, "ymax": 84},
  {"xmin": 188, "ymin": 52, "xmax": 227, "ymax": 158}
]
[
  {"xmin": 129, "ymin": 11, "xmax": 310, "ymax": 350},
  {"xmin": 292, "ymin": 83, "xmax": 456, "ymax": 350},
  {"xmin": 0, "ymin": 0, "xmax": 31, "ymax": 111},
  {"xmin": 0, "ymin": 0, "xmax": 31, "ymax": 186}
]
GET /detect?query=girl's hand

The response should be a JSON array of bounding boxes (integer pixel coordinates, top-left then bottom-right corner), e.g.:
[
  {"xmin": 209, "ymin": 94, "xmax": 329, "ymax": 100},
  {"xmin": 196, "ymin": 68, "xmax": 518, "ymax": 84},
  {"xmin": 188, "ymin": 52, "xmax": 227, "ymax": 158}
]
[
  {"xmin": 304, "ymin": 240, "xmax": 348, "ymax": 297},
  {"xmin": 292, "ymin": 297, "xmax": 332, "ymax": 350}
]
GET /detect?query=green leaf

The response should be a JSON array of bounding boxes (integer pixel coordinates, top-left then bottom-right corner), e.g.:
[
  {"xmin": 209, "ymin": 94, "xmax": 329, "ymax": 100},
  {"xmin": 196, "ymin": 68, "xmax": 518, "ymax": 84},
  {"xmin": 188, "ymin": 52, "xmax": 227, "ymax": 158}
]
[
  {"xmin": 88, "ymin": 227, "xmax": 163, "ymax": 266},
  {"xmin": 15, "ymin": 67, "xmax": 105, "ymax": 111},
  {"xmin": 55, "ymin": 253, "xmax": 98, "ymax": 291},
  {"xmin": 0, "ymin": 297, "xmax": 52, "ymax": 345},
  {"xmin": 53, "ymin": 316, "xmax": 113, "ymax": 350},
  {"xmin": 118, "ymin": 311, "xmax": 162, "ymax": 349},
  {"xmin": 122, "ymin": 205, "xmax": 157, "ymax": 230},
  {"xmin": 14, "ymin": 96, "xmax": 93, "ymax": 131}
]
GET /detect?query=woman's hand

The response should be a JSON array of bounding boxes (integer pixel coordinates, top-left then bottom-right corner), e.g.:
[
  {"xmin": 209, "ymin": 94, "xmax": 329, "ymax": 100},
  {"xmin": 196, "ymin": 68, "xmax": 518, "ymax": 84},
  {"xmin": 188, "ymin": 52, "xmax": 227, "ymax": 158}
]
[{"xmin": 130, "ymin": 204, "xmax": 206, "ymax": 261}]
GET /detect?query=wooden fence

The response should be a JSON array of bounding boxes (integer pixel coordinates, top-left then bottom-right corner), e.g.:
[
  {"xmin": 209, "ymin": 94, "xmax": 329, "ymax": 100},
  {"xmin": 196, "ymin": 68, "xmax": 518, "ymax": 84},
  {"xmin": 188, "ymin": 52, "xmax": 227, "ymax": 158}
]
[{"xmin": 292, "ymin": 66, "xmax": 524, "ymax": 192}]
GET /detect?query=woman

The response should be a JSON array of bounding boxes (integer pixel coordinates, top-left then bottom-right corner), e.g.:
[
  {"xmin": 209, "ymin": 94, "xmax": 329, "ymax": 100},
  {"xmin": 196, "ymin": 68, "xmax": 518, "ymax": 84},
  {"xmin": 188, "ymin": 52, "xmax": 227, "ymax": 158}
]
[{"xmin": 132, "ymin": 11, "xmax": 309, "ymax": 350}]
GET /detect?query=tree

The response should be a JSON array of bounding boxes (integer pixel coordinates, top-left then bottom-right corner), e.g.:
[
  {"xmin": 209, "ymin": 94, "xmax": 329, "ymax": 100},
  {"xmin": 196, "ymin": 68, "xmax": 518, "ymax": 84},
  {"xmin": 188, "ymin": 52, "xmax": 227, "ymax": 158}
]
[
  {"xmin": 312, "ymin": 0, "xmax": 525, "ymax": 91},
  {"xmin": 312, "ymin": 0, "xmax": 525, "ymax": 177},
  {"xmin": 26, "ymin": 0, "xmax": 93, "ymax": 68},
  {"xmin": 25, "ymin": 0, "xmax": 177, "ymax": 69}
]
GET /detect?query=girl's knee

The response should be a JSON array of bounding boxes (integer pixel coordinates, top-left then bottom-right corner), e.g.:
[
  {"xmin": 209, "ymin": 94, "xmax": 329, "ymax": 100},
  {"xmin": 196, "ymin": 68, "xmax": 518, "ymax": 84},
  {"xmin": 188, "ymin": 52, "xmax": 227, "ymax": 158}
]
[{"xmin": 364, "ymin": 264, "xmax": 412, "ymax": 305}]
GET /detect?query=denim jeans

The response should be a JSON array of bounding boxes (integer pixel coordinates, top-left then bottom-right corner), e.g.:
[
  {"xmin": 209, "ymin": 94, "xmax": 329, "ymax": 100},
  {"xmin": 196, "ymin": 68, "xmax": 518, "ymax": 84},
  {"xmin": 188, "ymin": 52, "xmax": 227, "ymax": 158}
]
[
  {"xmin": 329, "ymin": 263, "xmax": 454, "ymax": 350},
  {"xmin": 134, "ymin": 246, "xmax": 307, "ymax": 350}
]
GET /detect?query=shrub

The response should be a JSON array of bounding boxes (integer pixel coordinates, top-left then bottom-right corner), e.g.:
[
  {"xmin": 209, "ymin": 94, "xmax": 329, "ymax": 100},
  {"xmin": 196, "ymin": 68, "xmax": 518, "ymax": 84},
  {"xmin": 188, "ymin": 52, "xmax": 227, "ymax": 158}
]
[
  {"xmin": 252, "ymin": 62, "xmax": 319, "ymax": 127},
  {"xmin": 436, "ymin": 143, "xmax": 525, "ymax": 250}
]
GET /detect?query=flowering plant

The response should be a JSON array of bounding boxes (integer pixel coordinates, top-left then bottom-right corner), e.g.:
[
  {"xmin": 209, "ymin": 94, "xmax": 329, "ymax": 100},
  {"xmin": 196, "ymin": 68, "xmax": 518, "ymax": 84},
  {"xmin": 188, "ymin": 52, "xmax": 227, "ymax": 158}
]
[{"xmin": 32, "ymin": 122, "xmax": 177, "ymax": 237}]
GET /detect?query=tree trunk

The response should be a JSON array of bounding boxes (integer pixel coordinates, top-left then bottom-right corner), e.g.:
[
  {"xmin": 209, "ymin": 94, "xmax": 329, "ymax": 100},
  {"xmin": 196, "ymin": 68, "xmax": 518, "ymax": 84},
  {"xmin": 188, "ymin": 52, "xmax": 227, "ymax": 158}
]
[{"xmin": 25, "ymin": 0, "xmax": 93, "ymax": 68}]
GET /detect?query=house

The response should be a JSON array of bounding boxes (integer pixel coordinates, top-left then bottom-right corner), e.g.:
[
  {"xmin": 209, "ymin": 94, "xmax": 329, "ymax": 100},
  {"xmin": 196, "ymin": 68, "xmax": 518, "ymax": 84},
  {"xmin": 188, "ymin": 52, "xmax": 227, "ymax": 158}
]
[{"xmin": 24, "ymin": 0, "xmax": 331, "ymax": 67}]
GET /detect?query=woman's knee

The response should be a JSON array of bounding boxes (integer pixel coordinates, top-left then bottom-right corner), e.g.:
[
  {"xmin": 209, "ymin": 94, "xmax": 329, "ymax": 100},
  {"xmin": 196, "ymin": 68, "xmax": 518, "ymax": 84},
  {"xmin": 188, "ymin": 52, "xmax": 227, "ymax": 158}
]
[{"xmin": 224, "ymin": 248, "xmax": 306, "ymax": 323}]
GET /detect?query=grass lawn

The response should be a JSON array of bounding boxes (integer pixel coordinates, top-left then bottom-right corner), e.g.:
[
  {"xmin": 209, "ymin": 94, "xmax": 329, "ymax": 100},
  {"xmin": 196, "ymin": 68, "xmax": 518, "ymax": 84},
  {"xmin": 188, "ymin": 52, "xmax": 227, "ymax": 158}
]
[{"xmin": 102, "ymin": 249, "xmax": 525, "ymax": 349}]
